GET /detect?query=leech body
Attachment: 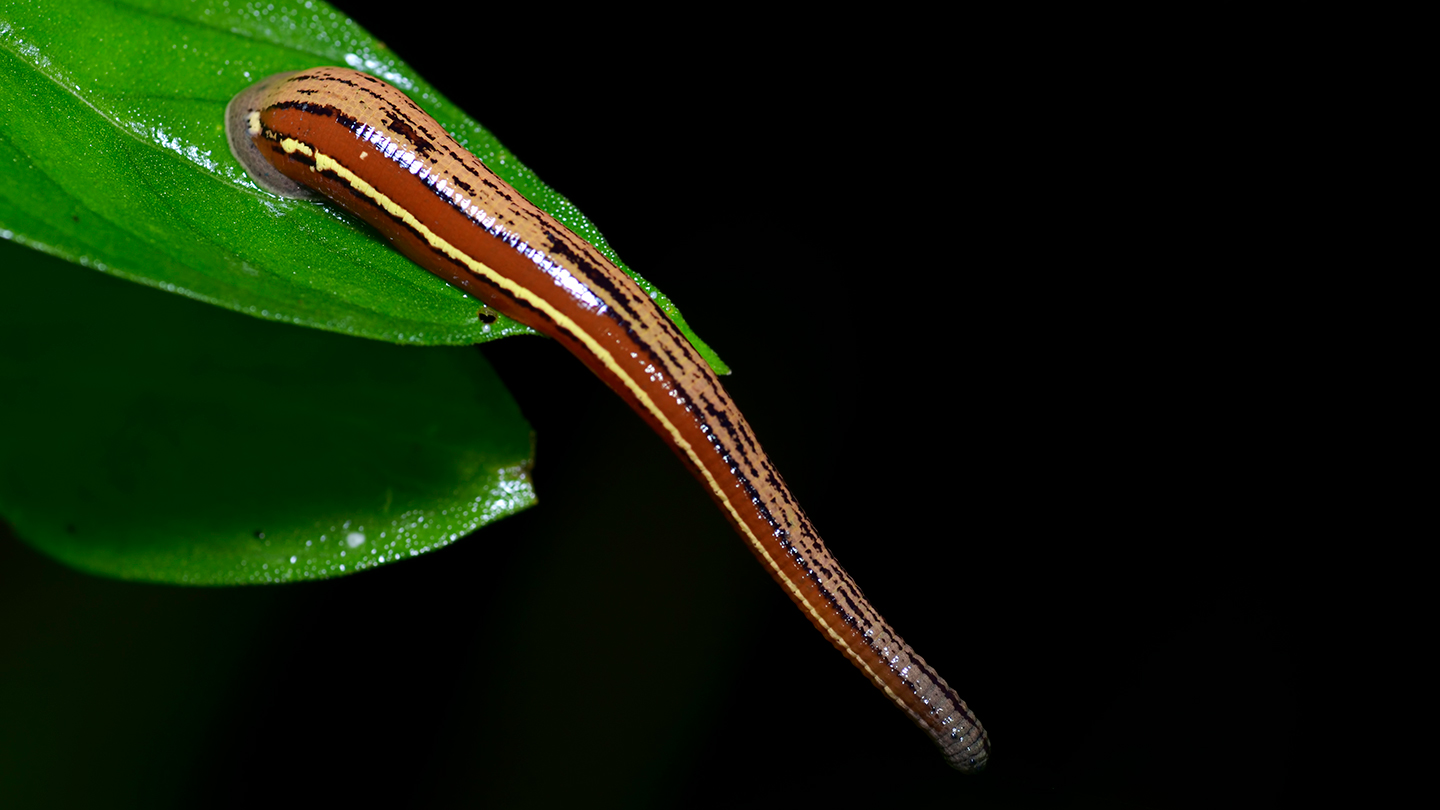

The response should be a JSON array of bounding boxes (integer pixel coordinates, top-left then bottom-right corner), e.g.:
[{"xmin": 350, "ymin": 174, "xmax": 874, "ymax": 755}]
[{"xmin": 226, "ymin": 67, "xmax": 989, "ymax": 771}]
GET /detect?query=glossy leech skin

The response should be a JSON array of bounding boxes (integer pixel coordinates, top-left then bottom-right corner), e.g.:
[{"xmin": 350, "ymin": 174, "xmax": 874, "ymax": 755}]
[{"xmin": 225, "ymin": 67, "xmax": 989, "ymax": 772}]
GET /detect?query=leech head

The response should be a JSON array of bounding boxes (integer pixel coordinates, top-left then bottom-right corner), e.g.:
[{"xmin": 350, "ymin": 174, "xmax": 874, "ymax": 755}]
[{"xmin": 225, "ymin": 70, "xmax": 325, "ymax": 201}]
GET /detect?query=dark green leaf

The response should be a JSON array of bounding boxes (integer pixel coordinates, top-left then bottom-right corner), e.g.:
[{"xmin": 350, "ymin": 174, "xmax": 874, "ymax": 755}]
[{"xmin": 0, "ymin": 237, "xmax": 535, "ymax": 584}]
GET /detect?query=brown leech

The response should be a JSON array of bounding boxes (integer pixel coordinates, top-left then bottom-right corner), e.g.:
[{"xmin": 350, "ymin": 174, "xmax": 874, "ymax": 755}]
[{"xmin": 226, "ymin": 67, "xmax": 988, "ymax": 771}]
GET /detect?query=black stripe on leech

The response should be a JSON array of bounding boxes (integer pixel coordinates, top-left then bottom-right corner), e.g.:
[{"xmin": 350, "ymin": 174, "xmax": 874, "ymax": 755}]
[
  {"xmin": 699, "ymin": 398, "xmax": 760, "ymax": 475},
  {"xmin": 654, "ymin": 339, "xmax": 715, "ymax": 395},
  {"xmin": 379, "ymin": 106, "xmax": 437, "ymax": 159},
  {"xmin": 290, "ymin": 71, "xmax": 357, "ymax": 84},
  {"xmin": 451, "ymin": 177, "xmax": 477, "ymax": 197},
  {"xmin": 540, "ymin": 232, "xmax": 643, "ymax": 315},
  {"xmin": 268, "ymin": 100, "xmax": 342, "ymax": 122},
  {"xmin": 293, "ymin": 70, "xmax": 401, "ymax": 111}
]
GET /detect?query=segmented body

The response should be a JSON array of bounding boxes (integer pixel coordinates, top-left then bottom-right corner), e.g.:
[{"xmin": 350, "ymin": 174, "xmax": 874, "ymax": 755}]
[{"xmin": 225, "ymin": 67, "xmax": 988, "ymax": 771}]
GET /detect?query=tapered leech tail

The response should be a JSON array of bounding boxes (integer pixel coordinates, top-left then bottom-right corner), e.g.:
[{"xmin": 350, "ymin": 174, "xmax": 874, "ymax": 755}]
[{"xmin": 226, "ymin": 67, "xmax": 988, "ymax": 771}]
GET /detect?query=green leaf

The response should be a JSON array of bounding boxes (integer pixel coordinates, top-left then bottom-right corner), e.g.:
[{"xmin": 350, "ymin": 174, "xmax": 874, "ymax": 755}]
[
  {"xmin": 0, "ymin": 237, "xmax": 536, "ymax": 584},
  {"xmin": 0, "ymin": 0, "xmax": 727, "ymax": 372}
]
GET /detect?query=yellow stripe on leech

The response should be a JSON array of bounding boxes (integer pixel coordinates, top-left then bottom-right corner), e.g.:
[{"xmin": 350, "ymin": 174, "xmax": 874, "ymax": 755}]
[{"xmin": 275, "ymin": 136, "xmax": 906, "ymax": 712}]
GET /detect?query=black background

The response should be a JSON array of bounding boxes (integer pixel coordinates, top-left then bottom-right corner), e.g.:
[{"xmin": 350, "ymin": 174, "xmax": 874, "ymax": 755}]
[{"xmin": 1, "ymin": 4, "xmax": 1295, "ymax": 807}]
